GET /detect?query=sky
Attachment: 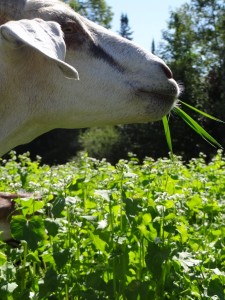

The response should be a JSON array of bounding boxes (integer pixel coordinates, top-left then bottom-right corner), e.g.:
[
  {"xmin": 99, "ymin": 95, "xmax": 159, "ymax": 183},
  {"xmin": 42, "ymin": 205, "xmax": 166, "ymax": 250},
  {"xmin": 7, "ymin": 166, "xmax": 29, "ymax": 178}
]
[{"xmin": 107, "ymin": 0, "xmax": 189, "ymax": 51}]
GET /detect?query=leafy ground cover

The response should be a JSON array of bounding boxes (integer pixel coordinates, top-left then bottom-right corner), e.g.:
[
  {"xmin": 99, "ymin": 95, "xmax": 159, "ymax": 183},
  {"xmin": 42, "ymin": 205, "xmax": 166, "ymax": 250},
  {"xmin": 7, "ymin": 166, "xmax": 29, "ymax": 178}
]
[{"xmin": 0, "ymin": 151, "xmax": 224, "ymax": 299}]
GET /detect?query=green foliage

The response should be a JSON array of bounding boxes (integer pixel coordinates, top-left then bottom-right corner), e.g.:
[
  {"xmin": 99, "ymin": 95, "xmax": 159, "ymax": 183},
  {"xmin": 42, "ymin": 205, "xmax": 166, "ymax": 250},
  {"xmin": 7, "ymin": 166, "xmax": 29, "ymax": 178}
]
[
  {"xmin": 163, "ymin": 99, "xmax": 223, "ymax": 161},
  {"xmin": 0, "ymin": 151, "xmax": 225, "ymax": 299},
  {"xmin": 158, "ymin": 0, "xmax": 225, "ymax": 157},
  {"xmin": 68, "ymin": 0, "xmax": 113, "ymax": 28},
  {"xmin": 79, "ymin": 126, "xmax": 121, "ymax": 162},
  {"xmin": 118, "ymin": 13, "xmax": 133, "ymax": 40}
]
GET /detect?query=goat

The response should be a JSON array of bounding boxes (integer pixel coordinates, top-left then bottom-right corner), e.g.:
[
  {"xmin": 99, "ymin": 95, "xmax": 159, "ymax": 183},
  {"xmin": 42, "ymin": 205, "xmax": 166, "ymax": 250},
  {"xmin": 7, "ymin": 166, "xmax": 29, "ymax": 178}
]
[
  {"xmin": 0, "ymin": 0, "xmax": 180, "ymax": 241},
  {"xmin": 0, "ymin": 0, "xmax": 180, "ymax": 157}
]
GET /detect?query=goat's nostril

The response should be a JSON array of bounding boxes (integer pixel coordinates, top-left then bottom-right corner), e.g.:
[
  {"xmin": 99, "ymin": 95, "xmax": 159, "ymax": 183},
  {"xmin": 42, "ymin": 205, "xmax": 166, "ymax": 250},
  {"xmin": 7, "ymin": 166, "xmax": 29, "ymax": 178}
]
[{"xmin": 161, "ymin": 64, "xmax": 173, "ymax": 79}]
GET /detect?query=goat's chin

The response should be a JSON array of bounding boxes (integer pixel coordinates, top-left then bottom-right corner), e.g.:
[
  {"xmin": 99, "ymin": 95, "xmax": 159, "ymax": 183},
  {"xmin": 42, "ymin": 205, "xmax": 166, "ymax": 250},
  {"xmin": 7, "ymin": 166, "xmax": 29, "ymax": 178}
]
[{"xmin": 133, "ymin": 94, "xmax": 177, "ymax": 122}]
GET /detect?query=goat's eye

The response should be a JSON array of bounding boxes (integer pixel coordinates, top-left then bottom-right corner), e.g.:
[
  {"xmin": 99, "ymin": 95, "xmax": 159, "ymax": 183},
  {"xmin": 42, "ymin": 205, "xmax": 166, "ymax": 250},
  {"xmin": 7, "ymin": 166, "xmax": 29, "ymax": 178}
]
[
  {"xmin": 61, "ymin": 22, "xmax": 75, "ymax": 34},
  {"xmin": 62, "ymin": 26, "xmax": 74, "ymax": 34}
]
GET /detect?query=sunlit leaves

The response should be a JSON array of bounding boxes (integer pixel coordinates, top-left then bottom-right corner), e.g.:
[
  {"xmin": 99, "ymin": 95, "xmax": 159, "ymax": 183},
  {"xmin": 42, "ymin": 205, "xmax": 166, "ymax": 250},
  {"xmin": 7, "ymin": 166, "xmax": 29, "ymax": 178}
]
[
  {"xmin": 0, "ymin": 152, "xmax": 224, "ymax": 298},
  {"xmin": 11, "ymin": 215, "xmax": 47, "ymax": 251},
  {"xmin": 0, "ymin": 252, "xmax": 7, "ymax": 266}
]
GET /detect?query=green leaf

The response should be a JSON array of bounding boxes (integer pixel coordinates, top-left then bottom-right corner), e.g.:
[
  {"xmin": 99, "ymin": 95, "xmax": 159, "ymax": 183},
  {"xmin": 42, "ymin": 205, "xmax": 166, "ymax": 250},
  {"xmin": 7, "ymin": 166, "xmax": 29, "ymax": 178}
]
[
  {"xmin": 11, "ymin": 215, "xmax": 47, "ymax": 250},
  {"xmin": 208, "ymin": 278, "xmax": 224, "ymax": 300},
  {"xmin": 26, "ymin": 252, "xmax": 41, "ymax": 264},
  {"xmin": 138, "ymin": 224, "xmax": 151, "ymax": 239},
  {"xmin": 53, "ymin": 246, "xmax": 70, "ymax": 269},
  {"xmin": 15, "ymin": 198, "xmax": 44, "ymax": 216},
  {"xmin": 44, "ymin": 218, "xmax": 59, "ymax": 237},
  {"xmin": 186, "ymin": 194, "xmax": 202, "ymax": 211},
  {"xmin": 142, "ymin": 213, "xmax": 152, "ymax": 225},
  {"xmin": 85, "ymin": 272, "xmax": 107, "ymax": 291},
  {"xmin": 176, "ymin": 223, "xmax": 188, "ymax": 243},
  {"xmin": 162, "ymin": 115, "xmax": 173, "ymax": 155},
  {"xmin": 179, "ymin": 101, "xmax": 225, "ymax": 123},
  {"xmin": 174, "ymin": 106, "xmax": 222, "ymax": 148},
  {"xmin": 52, "ymin": 197, "xmax": 65, "ymax": 218},
  {"xmin": 89, "ymin": 232, "xmax": 107, "ymax": 253},
  {"xmin": 39, "ymin": 269, "xmax": 59, "ymax": 298},
  {"xmin": 0, "ymin": 252, "xmax": 7, "ymax": 266},
  {"xmin": 145, "ymin": 242, "xmax": 171, "ymax": 280}
]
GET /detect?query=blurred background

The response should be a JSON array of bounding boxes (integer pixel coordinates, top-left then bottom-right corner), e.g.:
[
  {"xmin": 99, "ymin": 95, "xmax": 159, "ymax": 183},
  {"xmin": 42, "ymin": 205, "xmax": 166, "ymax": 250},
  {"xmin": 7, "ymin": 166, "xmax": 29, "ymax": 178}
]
[{"xmin": 12, "ymin": 0, "xmax": 225, "ymax": 164}]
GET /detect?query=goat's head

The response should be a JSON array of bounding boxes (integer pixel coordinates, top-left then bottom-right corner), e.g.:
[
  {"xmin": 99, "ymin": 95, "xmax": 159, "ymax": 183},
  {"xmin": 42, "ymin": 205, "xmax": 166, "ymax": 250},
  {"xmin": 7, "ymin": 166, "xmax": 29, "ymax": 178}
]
[{"xmin": 0, "ymin": 0, "xmax": 180, "ymax": 156}]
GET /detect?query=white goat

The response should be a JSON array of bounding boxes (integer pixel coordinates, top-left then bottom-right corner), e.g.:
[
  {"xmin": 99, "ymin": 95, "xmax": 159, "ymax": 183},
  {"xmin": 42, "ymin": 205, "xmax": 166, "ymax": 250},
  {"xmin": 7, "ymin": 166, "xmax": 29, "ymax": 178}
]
[
  {"xmin": 0, "ymin": 0, "xmax": 180, "ymax": 241},
  {"xmin": 0, "ymin": 0, "xmax": 180, "ymax": 157}
]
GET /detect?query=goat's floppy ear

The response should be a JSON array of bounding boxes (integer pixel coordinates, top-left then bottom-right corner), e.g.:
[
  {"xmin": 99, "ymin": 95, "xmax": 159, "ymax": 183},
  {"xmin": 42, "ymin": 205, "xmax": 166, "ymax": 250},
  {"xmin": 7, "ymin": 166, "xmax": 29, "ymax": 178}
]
[{"xmin": 0, "ymin": 18, "xmax": 79, "ymax": 79}]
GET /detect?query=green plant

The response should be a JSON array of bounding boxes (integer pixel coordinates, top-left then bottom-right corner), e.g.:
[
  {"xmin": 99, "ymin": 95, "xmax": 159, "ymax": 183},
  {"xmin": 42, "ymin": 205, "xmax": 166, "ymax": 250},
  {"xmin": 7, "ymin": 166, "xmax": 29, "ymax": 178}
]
[
  {"xmin": 0, "ymin": 151, "xmax": 224, "ymax": 299},
  {"xmin": 163, "ymin": 100, "xmax": 224, "ymax": 154}
]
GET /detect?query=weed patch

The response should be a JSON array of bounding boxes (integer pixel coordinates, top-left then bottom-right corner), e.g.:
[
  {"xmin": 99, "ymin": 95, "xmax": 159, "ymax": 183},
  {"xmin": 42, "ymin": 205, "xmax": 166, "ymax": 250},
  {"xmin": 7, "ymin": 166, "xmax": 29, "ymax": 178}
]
[{"xmin": 0, "ymin": 151, "xmax": 224, "ymax": 299}]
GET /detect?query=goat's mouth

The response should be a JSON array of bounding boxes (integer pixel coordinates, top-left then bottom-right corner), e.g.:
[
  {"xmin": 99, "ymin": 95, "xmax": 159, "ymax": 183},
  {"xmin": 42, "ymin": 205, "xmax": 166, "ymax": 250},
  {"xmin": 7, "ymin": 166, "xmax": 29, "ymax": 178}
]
[
  {"xmin": 136, "ymin": 88, "xmax": 177, "ymax": 98},
  {"xmin": 133, "ymin": 88, "xmax": 179, "ymax": 121},
  {"xmin": 135, "ymin": 88, "xmax": 178, "ymax": 105},
  {"xmin": 134, "ymin": 77, "xmax": 180, "ymax": 103}
]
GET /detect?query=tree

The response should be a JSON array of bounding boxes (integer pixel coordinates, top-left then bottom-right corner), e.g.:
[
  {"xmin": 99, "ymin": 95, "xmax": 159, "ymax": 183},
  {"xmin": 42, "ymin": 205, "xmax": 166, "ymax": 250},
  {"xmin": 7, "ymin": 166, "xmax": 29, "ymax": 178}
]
[
  {"xmin": 118, "ymin": 13, "xmax": 133, "ymax": 40},
  {"xmin": 158, "ymin": 0, "xmax": 225, "ymax": 158},
  {"xmin": 151, "ymin": 39, "xmax": 155, "ymax": 54},
  {"xmin": 68, "ymin": 0, "xmax": 113, "ymax": 28}
]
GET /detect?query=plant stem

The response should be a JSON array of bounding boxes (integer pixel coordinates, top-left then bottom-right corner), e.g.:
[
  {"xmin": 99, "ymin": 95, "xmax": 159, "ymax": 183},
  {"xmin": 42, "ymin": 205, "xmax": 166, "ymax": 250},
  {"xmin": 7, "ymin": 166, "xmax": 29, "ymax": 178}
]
[{"xmin": 21, "ymin": 241, "xmax": 28, "ymax": 292}]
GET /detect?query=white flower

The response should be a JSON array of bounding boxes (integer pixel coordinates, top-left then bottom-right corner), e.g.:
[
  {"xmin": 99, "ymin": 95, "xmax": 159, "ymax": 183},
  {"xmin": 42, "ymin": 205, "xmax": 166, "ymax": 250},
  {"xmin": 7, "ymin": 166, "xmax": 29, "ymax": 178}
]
[{"xmin": 97, "ymin": 220, "xmax": 107, "ymax": 229}]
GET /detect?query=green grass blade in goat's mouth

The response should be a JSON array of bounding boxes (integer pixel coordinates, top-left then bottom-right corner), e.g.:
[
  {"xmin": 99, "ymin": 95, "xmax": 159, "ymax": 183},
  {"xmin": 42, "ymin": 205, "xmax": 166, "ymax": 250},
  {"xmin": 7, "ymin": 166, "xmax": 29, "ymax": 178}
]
[
  {"xmin": 162, "ymin": 100, "xmax": 223, "ymax": 152},
  {"xmin": 162, "ymin": 115, "xmax": 173, "ymax": 155}
]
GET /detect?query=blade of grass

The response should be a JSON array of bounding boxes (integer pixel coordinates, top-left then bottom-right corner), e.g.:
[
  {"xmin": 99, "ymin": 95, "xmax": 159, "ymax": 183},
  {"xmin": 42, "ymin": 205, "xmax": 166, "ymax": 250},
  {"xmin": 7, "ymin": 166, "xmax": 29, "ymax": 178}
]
[
  {"xmin": 162, "ymin": 115, "xmax": 173, "ymax": 156},
  {"xmin": 179, "ymin": 100, "xmax": 225, "ymax": 123},
  {"xmin": 174, "ymin": 106, "xmax": 222, "ymax": 148}
]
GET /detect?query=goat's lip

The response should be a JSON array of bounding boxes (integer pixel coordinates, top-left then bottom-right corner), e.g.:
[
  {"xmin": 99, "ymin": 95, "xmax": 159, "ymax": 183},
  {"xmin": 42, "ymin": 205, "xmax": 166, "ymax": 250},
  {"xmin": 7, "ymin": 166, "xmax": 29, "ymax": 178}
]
[
  {"xmin": 135, "ymin": 88, "xmax": 178, "ymax": 102},
  {"xmin": 134, "ymin": 78, "xmax": 180, "ymax": 101}
]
